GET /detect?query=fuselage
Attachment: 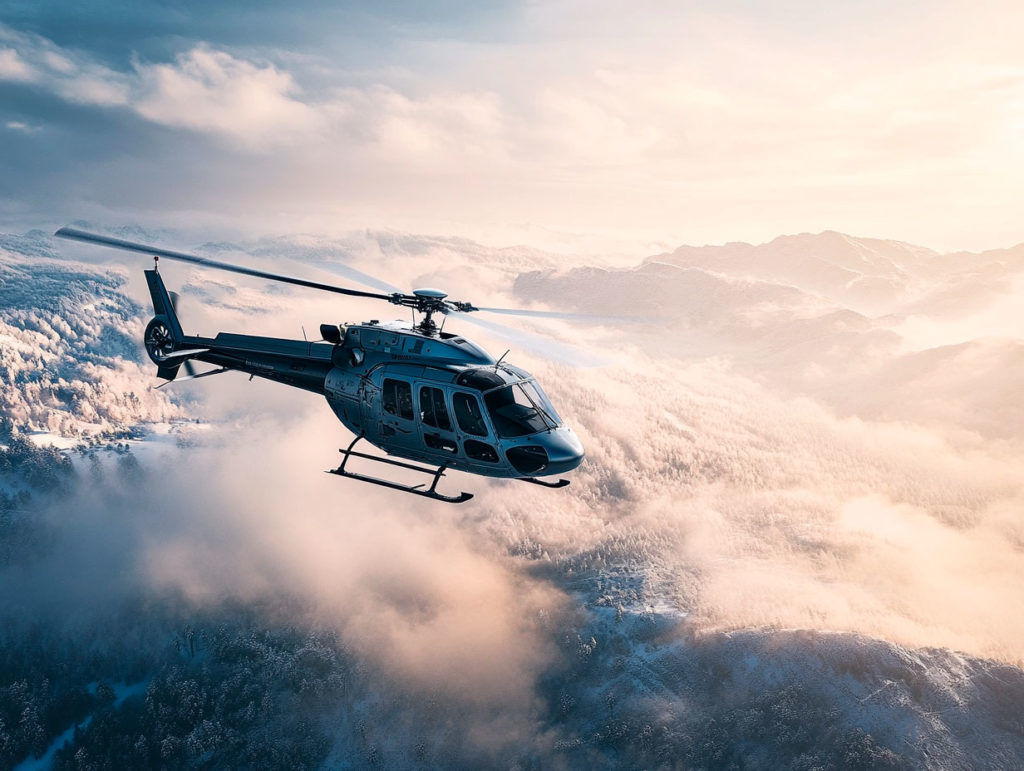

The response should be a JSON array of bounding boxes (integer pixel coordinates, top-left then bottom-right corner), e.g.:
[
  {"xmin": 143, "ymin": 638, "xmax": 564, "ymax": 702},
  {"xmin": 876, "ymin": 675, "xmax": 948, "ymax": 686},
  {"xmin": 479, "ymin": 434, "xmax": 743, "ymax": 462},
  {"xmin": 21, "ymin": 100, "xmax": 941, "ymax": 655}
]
[{"xmin": 180, "ymin": 318, "xmax": 584, "ymax": 479}]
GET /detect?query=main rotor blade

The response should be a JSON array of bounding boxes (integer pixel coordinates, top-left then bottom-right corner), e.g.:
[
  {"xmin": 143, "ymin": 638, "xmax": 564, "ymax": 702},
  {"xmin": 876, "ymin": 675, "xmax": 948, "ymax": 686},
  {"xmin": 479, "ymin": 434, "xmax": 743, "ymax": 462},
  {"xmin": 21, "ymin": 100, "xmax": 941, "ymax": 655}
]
[
  {"xmin": 55, "ymin": 227, "xmax": 396, "ymax": 302},
  {"xmin": 471, "ymin": 306, "xmax": 627, "ymax": 323},
  {"xmin": 291, "ymin": 256, "xmax": 405, "ymax": 296},
  {"xmin": 449, "ymin": 312, "xmax": 609, "ymax": 367}
]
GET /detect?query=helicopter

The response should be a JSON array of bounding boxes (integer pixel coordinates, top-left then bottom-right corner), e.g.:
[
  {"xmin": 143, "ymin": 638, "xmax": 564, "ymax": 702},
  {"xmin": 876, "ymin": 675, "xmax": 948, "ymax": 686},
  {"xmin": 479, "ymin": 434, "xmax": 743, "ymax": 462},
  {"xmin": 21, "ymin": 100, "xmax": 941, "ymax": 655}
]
[{"xmin": 55, "ymin": 226, "xmax": 586, "ymax": 503}]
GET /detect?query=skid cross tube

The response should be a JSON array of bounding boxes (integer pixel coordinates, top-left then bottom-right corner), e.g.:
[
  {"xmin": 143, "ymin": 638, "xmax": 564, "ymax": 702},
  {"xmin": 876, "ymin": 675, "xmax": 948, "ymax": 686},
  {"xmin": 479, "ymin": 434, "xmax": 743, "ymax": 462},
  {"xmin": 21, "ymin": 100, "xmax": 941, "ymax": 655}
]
[
  {"xmin": 520, "ymin": 476, "xmax": 571, "ymax": 489},
  {"xmin": 328, "ymin": 435, "xmax": 473, "ymax": 504}
]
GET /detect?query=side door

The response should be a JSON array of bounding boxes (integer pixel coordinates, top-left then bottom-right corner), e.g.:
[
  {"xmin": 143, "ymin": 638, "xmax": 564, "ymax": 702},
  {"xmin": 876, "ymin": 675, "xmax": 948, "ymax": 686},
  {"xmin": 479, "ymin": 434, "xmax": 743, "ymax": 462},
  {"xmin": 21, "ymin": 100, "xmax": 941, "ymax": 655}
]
[
  {"xmin": 379, "ymin": 377, "xmax": 417, "ymax": 449},
  {"xmin": 418, "ymin": 384, "xmax": 459, "ymax": 457},
  {"xmin": 451, "ymin": 390, "xmax": 503, "ymax": 469}
]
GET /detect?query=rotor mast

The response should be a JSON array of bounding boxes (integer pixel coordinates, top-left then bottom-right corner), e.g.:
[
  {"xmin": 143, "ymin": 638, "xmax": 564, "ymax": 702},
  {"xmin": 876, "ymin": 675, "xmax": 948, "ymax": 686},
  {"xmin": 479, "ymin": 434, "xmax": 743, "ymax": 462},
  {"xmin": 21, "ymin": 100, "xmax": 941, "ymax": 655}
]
[{"xmin": 392, "ymin": 288, "xmax": 477, "ymax": 335}]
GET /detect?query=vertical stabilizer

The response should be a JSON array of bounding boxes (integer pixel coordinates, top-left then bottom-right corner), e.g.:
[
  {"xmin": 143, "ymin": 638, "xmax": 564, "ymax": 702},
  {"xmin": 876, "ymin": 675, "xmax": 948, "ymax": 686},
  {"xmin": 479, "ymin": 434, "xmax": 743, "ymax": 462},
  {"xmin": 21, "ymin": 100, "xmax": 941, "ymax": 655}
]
[{"xmin": 144, "ymin": 268, "xmax": 184, "ymax": 342}]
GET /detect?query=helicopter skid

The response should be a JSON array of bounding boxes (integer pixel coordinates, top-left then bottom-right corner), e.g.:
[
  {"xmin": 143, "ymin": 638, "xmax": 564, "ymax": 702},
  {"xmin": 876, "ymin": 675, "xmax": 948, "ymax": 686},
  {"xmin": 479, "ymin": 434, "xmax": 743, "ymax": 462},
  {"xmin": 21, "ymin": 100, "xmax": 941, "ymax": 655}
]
[
  {"xmin": 328, "ymin": 437, "xmax": 473, "ymax": 504},
  {"xmin": 519, "ymin": 476, "xmax": 571, "ymax": 489}
]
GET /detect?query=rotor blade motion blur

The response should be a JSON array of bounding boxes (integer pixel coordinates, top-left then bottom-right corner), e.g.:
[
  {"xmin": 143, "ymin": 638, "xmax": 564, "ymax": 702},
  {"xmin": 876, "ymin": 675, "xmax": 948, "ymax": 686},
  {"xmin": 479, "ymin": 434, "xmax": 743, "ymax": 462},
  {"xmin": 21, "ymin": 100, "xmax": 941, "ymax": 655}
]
[
  {"xmin": 288, "ymin": 256, "xmax": 405, "ymax": 296},
  {"xmin": 55, "ymin": 227, "xmax": 395, "ymax": 302},
  {"xmin": 469, "ymin": 306, "xmax": 619, "ymax": 322},
  {"xmin": 55, "ymin": 226, "xmax": 623, "ymax": 356},
  {"xmin": 450, "ymin": 312, "xmax": 608, "ymax": 367}
]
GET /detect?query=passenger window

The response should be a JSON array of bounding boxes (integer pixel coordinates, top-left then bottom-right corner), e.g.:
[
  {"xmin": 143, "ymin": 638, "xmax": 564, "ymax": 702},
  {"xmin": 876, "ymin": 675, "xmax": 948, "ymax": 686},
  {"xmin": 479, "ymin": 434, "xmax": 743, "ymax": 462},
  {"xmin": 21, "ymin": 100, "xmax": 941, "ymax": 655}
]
[
  {"xmin": 419, "ymin": 386, "xmax": 452, "ymax": 431},
  {"xmin": 464, "ymin": 439, "xmax": 498, "ymax": 463},
  {"xmin": 453, "ymin": 392, "xmax": 488, "ymax": 437},
  {"xmin": 383, "ymin": 378, "xmax": 413, "ymax": 420}
]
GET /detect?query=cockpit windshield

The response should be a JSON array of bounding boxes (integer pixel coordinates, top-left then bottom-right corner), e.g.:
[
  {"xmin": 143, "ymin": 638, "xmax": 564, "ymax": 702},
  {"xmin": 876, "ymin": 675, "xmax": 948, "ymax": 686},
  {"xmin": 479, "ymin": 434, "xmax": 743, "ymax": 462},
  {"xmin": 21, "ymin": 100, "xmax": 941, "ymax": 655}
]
[
  {"xmin": 455, "ymin": 366, "xmax": 562, "ymax": 438},
  {"xmin": 520, "ymin": 380, "xmax": 561, "ymax": 424},
  {"xmin": 483, "ymin": 380, "xmax": 561, "ymax": 437}
]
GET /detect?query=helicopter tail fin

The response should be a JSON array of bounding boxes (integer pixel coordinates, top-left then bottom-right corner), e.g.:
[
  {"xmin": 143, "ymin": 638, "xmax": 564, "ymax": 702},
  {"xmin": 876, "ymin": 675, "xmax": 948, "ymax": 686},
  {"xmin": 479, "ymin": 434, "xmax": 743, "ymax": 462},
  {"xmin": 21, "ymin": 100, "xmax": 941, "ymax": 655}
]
[
  {"xmin": 144, "ymin": 268, "xmax": 187, "ymax": 381},
  {"xmin": 144, "ymin": 268, "xmax": 185, "ymax": 343},
  {"xmin": 156, "ymin": 362, "xmax": 182, "ymax": 381}
]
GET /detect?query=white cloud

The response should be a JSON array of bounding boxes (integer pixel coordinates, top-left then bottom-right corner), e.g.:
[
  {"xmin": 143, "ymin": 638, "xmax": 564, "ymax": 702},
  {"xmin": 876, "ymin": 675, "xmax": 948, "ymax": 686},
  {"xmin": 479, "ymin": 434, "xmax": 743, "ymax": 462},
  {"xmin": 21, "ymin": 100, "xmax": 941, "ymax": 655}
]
[
  {"xmin": 0, "ymin": 47, "xmax": 34, "ymax": 81},
  {"xmin": 325, "ymin": 85, "xmax": 508, "ymax": 166},
  {"xmin": 0, "ymin": 25, "xmax": 130, "ymax": 105},
  {"xmin": 5, "ymin": 120, "xmax": 37, "ymax": 133},
  {"xmin": 0, "ymin": 26, "xmax": 316, "ymax": 148},
  {"xmin": 511, "ymin": 353, "xmax": 1024, "ymax": 664},
  {"xmin": 55, "ymin": 72, "xmax": 131, "ymax": 107},
  {"xmin": 40, "ymin": 48, "xmax": 76, "ymax": 75},
  {"xmin": 133, "ymin": 46, "xmax": 324, "ymax": 149},
  {"xmin": 6, "ymin": 4, "xmax": 1024, "ymax": 249}
]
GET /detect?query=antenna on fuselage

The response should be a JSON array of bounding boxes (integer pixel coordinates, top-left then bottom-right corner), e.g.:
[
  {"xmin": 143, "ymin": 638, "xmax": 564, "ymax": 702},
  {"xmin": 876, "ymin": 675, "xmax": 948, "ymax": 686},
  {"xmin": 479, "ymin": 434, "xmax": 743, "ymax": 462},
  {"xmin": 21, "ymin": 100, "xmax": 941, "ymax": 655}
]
[{"xmin": 495, "ymin": 349, "xmax": 510, "ymax": 366}]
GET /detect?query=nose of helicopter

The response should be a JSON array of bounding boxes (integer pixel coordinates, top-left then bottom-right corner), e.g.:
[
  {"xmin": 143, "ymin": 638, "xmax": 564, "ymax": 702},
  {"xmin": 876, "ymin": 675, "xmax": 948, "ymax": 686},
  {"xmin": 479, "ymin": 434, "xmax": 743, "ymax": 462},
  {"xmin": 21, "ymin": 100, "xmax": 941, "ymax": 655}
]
[{"xmin": 541, "ymin": 427, "xmax": 585, "ymax": 475}]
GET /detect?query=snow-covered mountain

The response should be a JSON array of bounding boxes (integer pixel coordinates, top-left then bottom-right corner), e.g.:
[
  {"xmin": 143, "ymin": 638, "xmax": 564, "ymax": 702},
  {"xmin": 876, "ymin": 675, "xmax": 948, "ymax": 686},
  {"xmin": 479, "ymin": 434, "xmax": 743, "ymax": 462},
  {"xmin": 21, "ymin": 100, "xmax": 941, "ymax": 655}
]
[
  {"xmin": 649, "ymin": 231, "xmax": 941, "ymax": 311},
  {"xmin": 1, "ymin": 227, "xmax": 1023, "ymax": 769},
  {"xmin": 0, "ymin": 232, "xmax": 182, "ymax": 439}
]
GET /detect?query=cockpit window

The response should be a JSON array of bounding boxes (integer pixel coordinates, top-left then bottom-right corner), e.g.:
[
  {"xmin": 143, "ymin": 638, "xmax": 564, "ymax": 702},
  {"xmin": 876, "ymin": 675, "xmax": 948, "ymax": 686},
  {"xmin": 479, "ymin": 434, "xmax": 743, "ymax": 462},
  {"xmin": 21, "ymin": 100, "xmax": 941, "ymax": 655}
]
[
  {"xmin": 484, "ymin": 382, "xmax": 559, "ymax": 438},
  {"xmin": 453, "ymin": 392, "xmax": 488, "ymax": 437}
]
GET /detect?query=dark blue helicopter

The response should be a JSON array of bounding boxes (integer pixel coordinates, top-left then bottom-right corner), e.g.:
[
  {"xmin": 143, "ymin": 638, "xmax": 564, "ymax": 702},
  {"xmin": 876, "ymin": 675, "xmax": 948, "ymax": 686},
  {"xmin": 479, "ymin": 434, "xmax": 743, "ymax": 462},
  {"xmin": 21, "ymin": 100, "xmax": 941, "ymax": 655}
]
[{"xmin": 55, "ymin": 227, "xmax": 585, "ymax": 503}]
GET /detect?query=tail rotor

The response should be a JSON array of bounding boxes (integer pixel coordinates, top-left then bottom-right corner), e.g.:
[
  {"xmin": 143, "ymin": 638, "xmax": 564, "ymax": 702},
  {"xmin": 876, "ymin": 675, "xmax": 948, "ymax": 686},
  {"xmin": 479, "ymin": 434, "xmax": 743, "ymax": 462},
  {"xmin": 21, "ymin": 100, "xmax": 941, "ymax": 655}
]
[{"xmin": 168, "ymin": 292, "xmax": 196, "ymax": 378}]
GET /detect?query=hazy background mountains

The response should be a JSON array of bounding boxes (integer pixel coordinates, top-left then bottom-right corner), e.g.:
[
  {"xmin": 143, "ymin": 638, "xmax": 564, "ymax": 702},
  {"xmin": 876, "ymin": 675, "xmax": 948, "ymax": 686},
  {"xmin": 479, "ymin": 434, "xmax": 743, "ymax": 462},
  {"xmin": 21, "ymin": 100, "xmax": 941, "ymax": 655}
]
[{"xmin": 1, "ymin": 226, "xmax": 1023, "ymax": 769}]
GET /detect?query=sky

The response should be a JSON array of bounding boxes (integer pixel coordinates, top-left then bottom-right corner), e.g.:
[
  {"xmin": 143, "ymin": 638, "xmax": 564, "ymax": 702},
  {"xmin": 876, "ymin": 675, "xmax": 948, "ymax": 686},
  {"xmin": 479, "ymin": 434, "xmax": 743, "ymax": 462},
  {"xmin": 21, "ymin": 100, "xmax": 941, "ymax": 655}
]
[{"xmin": 2, "ymin": 0, "xmax": 1024, "ymax": 253}]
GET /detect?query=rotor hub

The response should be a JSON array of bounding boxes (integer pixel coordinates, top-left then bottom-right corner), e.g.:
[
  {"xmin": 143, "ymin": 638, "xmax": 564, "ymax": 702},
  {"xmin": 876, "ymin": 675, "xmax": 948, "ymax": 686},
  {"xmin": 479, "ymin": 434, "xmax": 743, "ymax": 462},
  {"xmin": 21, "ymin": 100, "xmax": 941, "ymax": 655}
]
[
  {"xmin": 407, "ymin": 288, "xmax": 450, "ymax": 333},
  {"xmin": 412, "ymin": 288, "xmax": 447, "ymax": 301}
]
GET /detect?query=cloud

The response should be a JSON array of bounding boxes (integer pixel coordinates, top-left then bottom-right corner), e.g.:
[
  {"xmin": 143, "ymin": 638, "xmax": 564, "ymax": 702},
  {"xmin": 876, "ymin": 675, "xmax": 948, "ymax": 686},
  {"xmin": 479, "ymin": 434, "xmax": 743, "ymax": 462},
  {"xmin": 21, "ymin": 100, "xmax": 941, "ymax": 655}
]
[
  {"xmin": 0, "ymin": 26, "xmax": 316, "ymax": 149},
  {"xmin": 133, "ymin": 46, "xmax": 324, "ymax": 149},
  {"xmin": 0, "ymin": 25, "xmax": 505, "ymax": 157},
  {"xmin": 139, "ymin": 421, "xmax": 562, "ymax": 706},
  {"xmin": 896, "ymin": 272, "xmax": 1024, "ymax": 349},
  {"xmin": 6, "ymin": 5, "xmax": 1024, "ymax": 249},
  {"xmin": 0, "ymin": 47, "xmax": 34, "ymax": 81},
  {"xmin": 325, "ymin": 85, "xmax": 507, "ymax": 166},
  {"xmin": 0, "ymin": 25, "xmax": 131, "ymax": 106},
  {"xmin": 418, "ymin": 321, "xmax": 1024, "ymax": 667},
  {"xmin": 2, "ymin": 392, "xmax": 564, "ymax": 741}
]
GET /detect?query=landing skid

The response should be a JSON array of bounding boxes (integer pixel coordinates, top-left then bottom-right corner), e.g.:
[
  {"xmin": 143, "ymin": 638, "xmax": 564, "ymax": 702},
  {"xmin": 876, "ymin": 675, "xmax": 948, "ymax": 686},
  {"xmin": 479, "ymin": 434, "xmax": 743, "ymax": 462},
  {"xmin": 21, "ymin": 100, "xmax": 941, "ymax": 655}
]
[
  {"xmin": 520, "ymin": 476, "xmax": 571, "ymax": 489},
  {"xmin": 327, "ymin": 436, "xmax": 473, "ymax": 504}
]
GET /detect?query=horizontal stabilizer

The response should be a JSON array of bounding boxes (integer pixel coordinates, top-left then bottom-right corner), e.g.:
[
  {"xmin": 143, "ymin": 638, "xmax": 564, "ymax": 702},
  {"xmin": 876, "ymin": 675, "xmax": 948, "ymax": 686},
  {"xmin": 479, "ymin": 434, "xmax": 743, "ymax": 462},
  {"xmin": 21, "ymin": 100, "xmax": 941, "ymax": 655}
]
[
  {"xmin": 160, "ymin": 347, "xmax": 210, "ymax": 359},
  {"xmin": 154, "ymin": 366, "xmax": 229, "ymax": 389}
]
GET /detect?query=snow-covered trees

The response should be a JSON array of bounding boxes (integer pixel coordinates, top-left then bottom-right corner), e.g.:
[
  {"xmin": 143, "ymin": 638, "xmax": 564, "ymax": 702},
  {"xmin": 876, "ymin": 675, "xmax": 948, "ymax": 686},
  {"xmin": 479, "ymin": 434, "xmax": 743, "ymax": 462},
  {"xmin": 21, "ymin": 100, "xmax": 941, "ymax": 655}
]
[{"xmin": 0, "ymin": 241, "xmax": 183, "ymax": 440}]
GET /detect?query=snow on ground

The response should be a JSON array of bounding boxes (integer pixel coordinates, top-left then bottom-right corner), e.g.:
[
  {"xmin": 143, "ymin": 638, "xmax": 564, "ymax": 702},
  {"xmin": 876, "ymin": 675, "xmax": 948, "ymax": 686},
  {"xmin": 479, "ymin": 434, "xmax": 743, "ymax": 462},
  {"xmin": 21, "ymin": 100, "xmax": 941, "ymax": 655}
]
[{"xmin": 25, "ymin": 432, "xmax": 79, "ymax": 451}]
